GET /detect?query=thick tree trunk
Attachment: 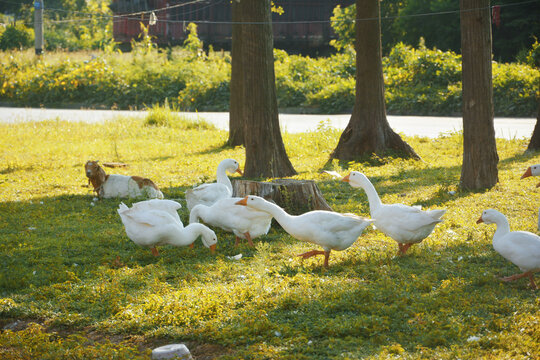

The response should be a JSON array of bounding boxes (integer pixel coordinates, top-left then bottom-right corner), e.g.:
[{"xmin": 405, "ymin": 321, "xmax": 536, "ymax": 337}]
[
  {"xmin": 228, "ymin": 0, "xmax": 244, "ymax": 146},
  {"xmin": 330, "ymin": 0, "xmax": 419, "ymax": 161},
  {"xmin": 240, "ymin": 0, "xmax": 297, "ymax": 178},
  {"xmin": 459, "ymin": 0, "xmax": 499, "ymax": 189},
  {"xmin": 526, "ymin": 96, "xmax": 540, "ymax": 152},
  {"xmin": 233, "ymin": 179, "xmax": 332, "ymax": 215}
]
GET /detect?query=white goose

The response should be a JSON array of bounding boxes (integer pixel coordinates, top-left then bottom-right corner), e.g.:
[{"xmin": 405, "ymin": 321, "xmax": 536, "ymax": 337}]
[
  {"xmin": 118, "ymin": 202, "xmax": 217, "ymax": 256},
  {"xmin": 520, "ymin": 164, "xmax": 540, "ymax": 230},
  {"xmin": 521, "ymin": 164, "xmax": 540, "ymax": 187},
  {"xmin": 128, "ymin": 199, "xmax": 183, "ymax": 223},
  {"xmin": 235, "ymin": 195, "xmax": 373, "ymax": 267},
  {"xmin": 189, "ymin": 197, "xmax": 273, "ymax": 247},
  {"xmin": 477, "ymin": 209, "xmax": 540, "ymax": 289},
  {"xmin": 186, "ymin": 159, "xmax": 243, "ymax": 211},
  {"xmin": 342, "ymin": 171, "xmax": 445, "ymax": 255}
]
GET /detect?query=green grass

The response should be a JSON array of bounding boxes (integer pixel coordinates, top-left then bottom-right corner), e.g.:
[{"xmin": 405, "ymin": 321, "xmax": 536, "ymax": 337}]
[{"xmin": 1, "ymin": 117, "xmax": 539, "ymax": 359}]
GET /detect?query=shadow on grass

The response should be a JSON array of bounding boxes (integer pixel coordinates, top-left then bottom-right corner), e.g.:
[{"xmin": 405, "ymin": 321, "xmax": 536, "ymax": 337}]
[
  {"xmin": 0, "ymin": 164, "xmax": 36, "ymax": 175},
  {"xmin": 317, "ymin": 148, "xmax": 538, "ymax": 211},
  {"xmin": 225, "ymin": 237, "xmax": 538, "ymax": 358},
  {"xmin": 0, "ymin": 193, "xmax": 225, "ymax": 294},
  {"xmin": 2, "ymin": 190, "xmax": 537, "ymax": 358},
  {"xmin": 190, "ymin": 141, "xmax": 237, "ymax": 156}
]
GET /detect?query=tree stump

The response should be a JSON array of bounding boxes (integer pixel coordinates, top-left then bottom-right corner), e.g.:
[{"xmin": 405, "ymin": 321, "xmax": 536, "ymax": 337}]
[{"xmin": 232, "ymin": 179, "xmax": 332, "ymax": 215}]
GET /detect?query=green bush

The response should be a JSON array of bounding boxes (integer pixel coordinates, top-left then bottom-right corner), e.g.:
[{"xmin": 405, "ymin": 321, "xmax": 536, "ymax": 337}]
[
  {"xmin": 0, "ymin": 24, "xmax": 33, "ymax": 50},
  {"xmin": 0, "ymin": 44, "xmax": 538, "ymax": 116},
  {"xmin": 384, "ymin": 42, "xmax": 463, "ymax": 115}
]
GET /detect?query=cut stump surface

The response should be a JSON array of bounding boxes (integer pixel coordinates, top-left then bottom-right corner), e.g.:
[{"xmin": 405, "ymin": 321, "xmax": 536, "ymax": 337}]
[{"xmin": 232, "ymin": 179, "xmax": 332, "ymax": 215}]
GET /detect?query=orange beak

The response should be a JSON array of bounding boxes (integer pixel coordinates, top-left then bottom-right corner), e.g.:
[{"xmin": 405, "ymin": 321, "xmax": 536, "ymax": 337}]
[
  {"xmin": 342, "ymin": 174, "xmax": 350, "ymax": 182},
  {"xmin": 236, "ymin": 168, "xmax": 243, "ymax": 176},
  {"xmin": 235, "ymin": 196, "xmax": 248, "ymax": 206},
  {"xmin": 521, "ymin": 167, "xmax": 532, "ymax": 179},
  {"xmin": 209, "ymin": 244, "xmax": 216, "ymax": 254},
  {"xmin": 476, "ymin": 216, "xmax": 484, "ymax": 224}
]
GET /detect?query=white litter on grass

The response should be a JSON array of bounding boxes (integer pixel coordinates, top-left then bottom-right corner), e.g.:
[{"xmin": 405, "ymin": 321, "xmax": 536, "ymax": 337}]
[
  {"xmin": 467, "ymin": 336, "xmax": 481, "ymax": 342},
  {"xmin": 28, "ymin": 227, "xmax": 36, "ymax": 231},
  {"xmin": 448, "ymin": 191, "xmax": 456, "ymax": 195},
  {"xmin": 152, "ymin": 344, "xmax": 192, "ymax": 360},
  {"xmin": 274, "ymin": 331, "xmax": 282, "ymax": 337},
  {"xmin": 322, "ymin": 170, "xmax": 342, "ymax": 179},
  {"xmin": 90, "ymin": 202, "xmax": 95, "ymax": 206},
  {"xmin": 227, "ymin": 254, "xmax": 242, "ymax": 261}
]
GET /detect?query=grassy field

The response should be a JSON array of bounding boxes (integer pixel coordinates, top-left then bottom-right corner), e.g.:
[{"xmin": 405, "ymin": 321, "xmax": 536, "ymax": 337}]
[{"xmin": 1, "ymin": 114, "xmax": 539, "ymax": 359}]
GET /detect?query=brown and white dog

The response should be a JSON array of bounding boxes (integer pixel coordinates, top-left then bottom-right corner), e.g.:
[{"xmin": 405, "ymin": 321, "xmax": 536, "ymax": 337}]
[{"xmin": 84, "ymin": 160, "xmax": 164, "ymax": 199}]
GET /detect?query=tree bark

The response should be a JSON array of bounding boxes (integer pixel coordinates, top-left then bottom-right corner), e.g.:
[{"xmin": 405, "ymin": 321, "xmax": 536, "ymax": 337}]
[
  {"xmin": 330, "ymin": 0, "xmax": 420, "ymax": 161},
  {"xmin": 233, "ymin": 179, "xmax": 332, "ymax": 215},
  {"xmin": 240, "ymin": 0, "xmax": 297, "ymax": 178},
  {"xmin": 228, "ymin": 0, "xmax": 244, "ymax": 146},
  {"xmin": 459, "ymin": 0, "xmax": 499, "ymax": 189}
]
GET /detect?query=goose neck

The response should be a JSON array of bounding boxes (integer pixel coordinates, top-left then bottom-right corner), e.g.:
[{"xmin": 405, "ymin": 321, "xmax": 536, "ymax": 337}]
[
  {"xmin": 361, "ymin": 180, "xmax": 382, "ymax": 213},
  {"xmin": 189, "ymin": 206, "xmax": 202, "ymax": 224},
  {"xmin": 492, "ymin": 216, "xmax": 511, "ymax": 241},
  {"xmin": 168, "ymin": 223, "xmax": 202, "ymax": 246},
  {"xmin": 254, "ymin": 201, "xmax": 294, "ymax": 228},
  {"xmin": 216, "ymin": 166, "xmax": 233, "ymax": 191}
]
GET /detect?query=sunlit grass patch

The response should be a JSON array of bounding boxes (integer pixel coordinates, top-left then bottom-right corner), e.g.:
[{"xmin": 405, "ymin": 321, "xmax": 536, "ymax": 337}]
[
  {"xmin": 1, "ymin": 117, "xmax": 539, "ymax": 358},
  {"xmin": 144, "ymin": 101, "xmax": 216, "ymax": 130}
]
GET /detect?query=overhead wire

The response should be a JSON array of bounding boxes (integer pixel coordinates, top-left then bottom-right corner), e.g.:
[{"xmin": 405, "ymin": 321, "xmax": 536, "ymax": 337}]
[{"xmin": 0, "ymin": 0, "xmax": 537, "ymax": 27}]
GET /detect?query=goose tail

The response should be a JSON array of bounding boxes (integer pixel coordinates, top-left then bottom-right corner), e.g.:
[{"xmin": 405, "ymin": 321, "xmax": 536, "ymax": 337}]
[
  {"xmin": 427, "ymin": 209, "xmax": 446, "ymax": 220},
  {"xmin": 117, "ymin": 202, "xmax": 129, "ymax": 215}
]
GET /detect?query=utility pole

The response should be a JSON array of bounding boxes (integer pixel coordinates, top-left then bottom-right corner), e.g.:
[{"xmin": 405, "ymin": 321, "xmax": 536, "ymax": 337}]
[{"xmin": 34, "ymin": 0, "xmax": 44, "ymax": 55}]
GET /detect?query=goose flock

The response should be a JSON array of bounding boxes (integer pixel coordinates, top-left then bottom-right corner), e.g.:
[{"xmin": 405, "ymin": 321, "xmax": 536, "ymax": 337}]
[{"xmin": 115, "ymin": 159, "xmax": 540, "ymax": 289}]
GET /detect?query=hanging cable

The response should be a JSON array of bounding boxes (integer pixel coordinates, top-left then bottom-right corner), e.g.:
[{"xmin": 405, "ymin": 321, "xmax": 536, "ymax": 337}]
[{"xmin": 0, "ymin": 0, "xmax": 537, "ymax": 26}]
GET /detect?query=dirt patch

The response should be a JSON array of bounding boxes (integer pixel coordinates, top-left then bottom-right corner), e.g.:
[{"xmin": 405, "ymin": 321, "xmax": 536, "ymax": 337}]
[
  {"xmin": 0, "ymin": 318, "xmax": 234, "ymax": 359},
  {"xmin": 190, "ymin": 343, "xmax": 234, "ymax": 359},
  {"xmin": 1, "ymin": 319, "xmax": 42, "ymax": 332}
]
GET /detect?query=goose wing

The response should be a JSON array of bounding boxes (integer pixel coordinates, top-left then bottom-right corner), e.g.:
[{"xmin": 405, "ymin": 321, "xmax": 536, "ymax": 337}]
[{"xmin": 378, "ymin": 204, "xmax": 443, "ymax": 232}]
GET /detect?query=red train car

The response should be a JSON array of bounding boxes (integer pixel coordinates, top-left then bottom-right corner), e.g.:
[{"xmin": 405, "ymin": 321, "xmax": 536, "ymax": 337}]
[{"xmin": 110, "ymin": 0, "xmax": 354, "ymax": 53}]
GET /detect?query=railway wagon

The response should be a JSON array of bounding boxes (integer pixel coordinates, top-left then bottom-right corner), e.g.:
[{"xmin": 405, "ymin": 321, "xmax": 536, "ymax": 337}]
[{"xmin": 110, "ymin": 0, "xmax": 355, "ymax": 53}]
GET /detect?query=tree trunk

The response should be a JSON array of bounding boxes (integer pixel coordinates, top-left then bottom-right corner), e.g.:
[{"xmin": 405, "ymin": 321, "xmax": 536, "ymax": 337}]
[
  {"xmin": 459, "ymin": 0, "xmax": 499, "ymax": 189},
  {"xmin": 526, "ymin": 94, "xmax": 540, "ymax": 152},
  {"xmin": 233, "ymin": 179, "xmax": 332, "ymax": 215},
  {"xmin": 228, "ymin": 0, "xmax": 244, "ymax": 146},
  {"xmin": 330, "ymin": 0, "xmax": 419, "ymax": 161},
  {"xmin": 240, "ymin": 0, "xmax": 297, "ymax": 178}
]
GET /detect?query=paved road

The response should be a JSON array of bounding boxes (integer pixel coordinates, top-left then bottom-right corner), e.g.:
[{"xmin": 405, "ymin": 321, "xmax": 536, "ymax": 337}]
[{"xmin": 0, "ymin": 107, "xmax": 535, "ymax": 139}]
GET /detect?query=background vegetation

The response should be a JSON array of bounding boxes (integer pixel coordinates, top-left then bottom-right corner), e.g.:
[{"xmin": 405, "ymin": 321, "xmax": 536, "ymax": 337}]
[
  {"xmin": 0, "ymin": 1, "xmax": 537, "ymax": 116},
  {"xmin": 1, "ymin": 114, "xmax": 540, "ymax": 358},
  {"xmin": 1, "ymin": 0, "xmax": 537, "ymax": 61},
  {"xmin": 330, "ymin": 0, "xmax": 540, "ymax": 63},
  {"xmin": 0, "ymin": 43, "xmax": 538, "ymax": 116}
]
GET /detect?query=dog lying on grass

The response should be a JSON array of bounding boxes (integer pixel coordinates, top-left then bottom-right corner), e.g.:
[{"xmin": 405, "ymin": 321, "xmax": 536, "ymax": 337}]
[{"xmin": 84, "ymin": 160, "xmax": 163, "ymax": 199}]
